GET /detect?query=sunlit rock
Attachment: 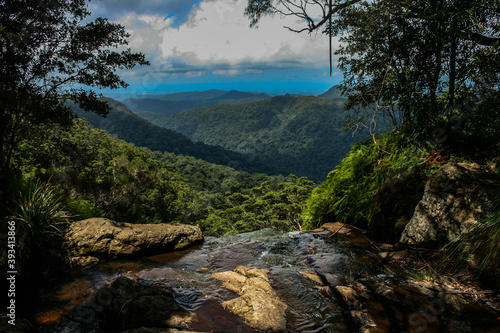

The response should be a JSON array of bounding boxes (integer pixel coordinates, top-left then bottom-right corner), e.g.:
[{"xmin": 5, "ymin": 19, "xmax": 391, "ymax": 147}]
[
  {"xmin": 212, "ymin": 266, "xmax": 287, "ymax": 332},
  {"xmin": 300, "ymin": 270, "xmax": 324, "ymax": 285},
  {"xmin": 64, "ymin": 218, "xmax": 203, "ymax": 256},
  {"xmin": 70, "ymin": 256, "xmax": 99, "ymax": 270},
  {"xmin": 335, "ymin": 285, "xmax": 362, "ymax": 309}
]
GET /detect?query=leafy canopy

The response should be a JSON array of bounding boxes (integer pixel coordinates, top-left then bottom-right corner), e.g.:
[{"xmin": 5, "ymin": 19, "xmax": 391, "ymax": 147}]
[
  {"xmin": 246, "ymin": 0, "xmax": 500, "ymax": 151},
  {"xmin": 0, "ymin": 0, "xmax": 149, "ymax": 185},
  {"xmin": 333, "ymin": 0, "xmax": 500, "ymax": 139}
]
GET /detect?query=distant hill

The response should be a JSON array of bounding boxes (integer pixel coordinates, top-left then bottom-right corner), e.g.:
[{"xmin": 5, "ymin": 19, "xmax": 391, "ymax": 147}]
[
  {"xmin": 319, "ymin": 85, "xmax": 345, "ymax": 99},
  {"xmin": 155, "ymin": 89, "xmax": 227, "ymax": 101},
  {"xmin": 70, "ymin": 98, "xmax": 278, "ymax": 175},
  {"xmin": 137, "ymin": 95, "xmax": 374, "ymax": 182},
  {"xmin": 122, "ymin": 89, "xmax": 272, "ymax": 114},
  {"xmin": 213, "ymin": 90, "xmax": 270, "ymax": 101}
]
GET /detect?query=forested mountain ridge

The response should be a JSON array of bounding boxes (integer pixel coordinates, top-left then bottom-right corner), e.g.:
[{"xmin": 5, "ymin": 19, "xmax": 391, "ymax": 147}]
[
  {"xmin": 138, "ymin": 94, "xmax": 375, "ymax": 182},
  {"xmin": 319, "ymin": 85, "xmax": 344, "ymax": 99},
  {"xmin": 72, "ymin": 98, "xmax": 279, "ymax": 175},
  {"xmin": 123, "ymin": 89, "xmax": 272, "ymax": 114}
]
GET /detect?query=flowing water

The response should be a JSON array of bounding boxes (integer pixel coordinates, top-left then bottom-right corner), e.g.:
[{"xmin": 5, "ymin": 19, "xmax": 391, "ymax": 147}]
[{"xmin": 35, "ymin": 228, "xmax": 500, "ymax": 332}]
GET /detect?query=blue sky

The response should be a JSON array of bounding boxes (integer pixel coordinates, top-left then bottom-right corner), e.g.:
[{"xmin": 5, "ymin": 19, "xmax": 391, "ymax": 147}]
[{"xmin": 89, "ymin": 0, "xmax": 342, "ymax": 98}]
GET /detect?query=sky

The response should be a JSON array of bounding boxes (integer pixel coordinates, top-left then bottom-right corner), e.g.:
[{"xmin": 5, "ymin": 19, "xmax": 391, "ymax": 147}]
[{"xmin": 88, "ymin": 0, "xmax": 342, "ymax": 98}]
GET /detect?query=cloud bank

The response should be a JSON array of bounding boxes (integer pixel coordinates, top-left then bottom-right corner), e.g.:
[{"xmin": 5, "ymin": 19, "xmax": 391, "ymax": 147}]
[{"xmin": 91, "ymin": 0, "xmax": 340, "ymax": 93}]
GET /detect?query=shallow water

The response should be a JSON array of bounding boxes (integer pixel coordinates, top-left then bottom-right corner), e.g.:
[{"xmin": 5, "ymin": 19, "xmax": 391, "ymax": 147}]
[{"xmin": 35, "ymin": 228, "xmax": 500, "ymax": 332}]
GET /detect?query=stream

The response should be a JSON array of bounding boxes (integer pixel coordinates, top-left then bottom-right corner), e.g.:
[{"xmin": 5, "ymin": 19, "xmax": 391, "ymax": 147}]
[{"xmin": 34, "ymin": 226, "xmax": 500, "ymax": 332}]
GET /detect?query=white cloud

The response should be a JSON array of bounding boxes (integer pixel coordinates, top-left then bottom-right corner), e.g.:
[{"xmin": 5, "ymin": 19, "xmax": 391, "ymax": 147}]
[
  {"xmin": 160, "ymin": 0, "xmax": 330, "ymax": 66},
  {"xmin": 114, "ymin": 0, "xmax": 335, "ymax": 75},
  {"xmin": 213, "ymin": 68, "xmax": 263, "ymax": 76}
]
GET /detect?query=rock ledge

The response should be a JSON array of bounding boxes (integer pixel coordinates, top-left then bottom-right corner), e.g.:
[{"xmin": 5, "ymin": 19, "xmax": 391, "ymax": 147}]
[{"xmin": 64, "ymin": 218, "xmax": 203, "ymax": 256}]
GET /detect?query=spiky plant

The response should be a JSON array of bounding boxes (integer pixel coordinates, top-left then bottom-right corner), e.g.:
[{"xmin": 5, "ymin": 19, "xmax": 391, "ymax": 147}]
[
  {"xmin": 440, "ymin": 200, "xmax": 500, "ymax": 287},
  {"xmin": 14, "ymin": 177, "xmax": 67, "ymax": 238}
]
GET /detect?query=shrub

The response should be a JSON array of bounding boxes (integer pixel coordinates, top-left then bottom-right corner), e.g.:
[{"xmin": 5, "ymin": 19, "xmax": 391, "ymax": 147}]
[
  {"xmin": 13, "ymin": 177, "xmax": 67, "ymax": 239},
  {"xmin": 303, "ymin": 132, "xmax": 429, "ymax": 242},
  {"xmin": 66, "ymin": 200, "xmax": 102, "ymax": 220}
]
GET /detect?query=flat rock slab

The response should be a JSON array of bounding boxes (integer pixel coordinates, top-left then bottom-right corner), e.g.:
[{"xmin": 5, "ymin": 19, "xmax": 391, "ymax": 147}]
[
  {"xmin": 64, "ymin": 218, "xmax": 203, "ymax": 256},
  {"xmin": 212, "ymin": 266, "xmax": 287, "ymax": 332}
]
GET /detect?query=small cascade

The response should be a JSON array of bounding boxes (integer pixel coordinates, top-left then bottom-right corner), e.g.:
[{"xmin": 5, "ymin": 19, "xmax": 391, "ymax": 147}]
[{"xmin": 35, "ymin": 227, "xmax": 500, "ymax": 332}]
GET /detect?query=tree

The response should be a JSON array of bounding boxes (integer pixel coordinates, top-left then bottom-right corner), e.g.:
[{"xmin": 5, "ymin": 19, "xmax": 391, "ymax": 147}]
[
  {"xmin": 245, "ymin": 0, "xmax": 363, "ymax": 75},
  {"xmin": 245, "ymin": 0, "xmax": 500, "ymax": 146},
  {"xmin": 332, "ymin": 0, "xmax": 500, "ymax": 140},
  {"xmin": 0, "ymin": 0, "xmax": 149, "ymax": 193}
]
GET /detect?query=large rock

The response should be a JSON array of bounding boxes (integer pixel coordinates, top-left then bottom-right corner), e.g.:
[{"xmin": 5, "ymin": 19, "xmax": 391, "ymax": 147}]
[
  {"xmin": 400, "ymin": 163, "xmax": 499, "ymax": 247},
  {"xmin": 97, "ymin": 277, "xmax": 196, "ymax": 331},
  {"xmin": 212, "ymin": 266, "xmax": 287, "ymax": 332},
  {"xmin": 64, "ymin": 218, "xmax": 203, "ymax": 256}
]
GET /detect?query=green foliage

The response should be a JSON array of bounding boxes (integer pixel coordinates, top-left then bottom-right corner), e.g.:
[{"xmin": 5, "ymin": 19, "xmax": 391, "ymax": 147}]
[
  {"xmin": 72, "ymin": 98, "xmax": 276, "ymax": 175},
  {"xmin": 199, "ymin": 175, "xmax": 315, "ymax": 236},
  {"xmin": 15, "ymin": 119, "xmax": 206, "ymax": 224},
  {"xmin": 440, "ymin": 202, "xmax": 500, "ymax": 288},
  {"xmin": 304, "ymin": 132, "xmax": 430, "ymax": 242},
  {"xmin": 66, "ymin": 200, "xmax": 102, "ymax": 220},
  {"xmin": 13, "ymin": 177, "xmax": 67, "ymax": 238},
  {"xmin": 154, "ymin": 151, "xmax": 288, "ymax": 210},
  {"xmin": 0, "ymin": 0, "xmax": 148, "ymax": 207},
  {"xmin": 332, "ymin": 0, "xmax": 500, "ymax": 151},
  {"xmin": 139, "ymin": 95, "xmax": 381, "ymax": 182}
]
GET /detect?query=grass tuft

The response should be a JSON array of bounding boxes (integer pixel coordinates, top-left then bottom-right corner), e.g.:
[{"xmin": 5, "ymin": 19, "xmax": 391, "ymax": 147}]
[
  {"xmin": 439, "ymin": 201, "xmax": 500, "ymax": 288},
  {"xmin": 13, "ymin": 177, "xmax": 67, "ymax": 238}
]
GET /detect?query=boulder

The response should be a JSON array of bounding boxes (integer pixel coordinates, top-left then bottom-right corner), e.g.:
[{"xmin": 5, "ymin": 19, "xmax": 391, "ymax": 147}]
[
  {"xmin": 313, "ymin": 222, "xmax": 353, "ymax": 235},
  {"xmin": 97, "ymin": 276, "xmax": 196, "ymax": 331},
  {"xmin": 212, "ymin": 266, "xmax": 288, "ymax": 332},
  {"xmin": 64, "ymin": 218, "xmax": 203, "ymax": 256},
  {"xmin": 400, "ymin": 163, "xmax": 499, "ymax": 247},
  {"xmin": 70, "ymin": 256, "xmax": 100, "ymax": 270}
]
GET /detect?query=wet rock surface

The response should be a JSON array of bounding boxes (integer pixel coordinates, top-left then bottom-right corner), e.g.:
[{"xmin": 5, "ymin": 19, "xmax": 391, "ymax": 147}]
[
  {"xmin": 64, "ymin": 218, "xmax": 203, "ymax": 256},
  {"xmin": 70, "ymin": 256, "xmax": 100, "ymax": 270},
  {"xmin": 213, "ymin": 266, "xmax": 288, "ymax": 332},
  {"xmin": 96, "ymin": 276, "xmax": 196, "ymax": 331},
  {"xmin": 36, "ymin": 226, "xmax": 500, "ymax": 333}
]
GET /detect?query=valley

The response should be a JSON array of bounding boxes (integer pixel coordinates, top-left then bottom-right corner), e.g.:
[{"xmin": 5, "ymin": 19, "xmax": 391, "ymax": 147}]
[{"xmin": 82, "ymin": 87, "xmax": 373, "ymax": 183}]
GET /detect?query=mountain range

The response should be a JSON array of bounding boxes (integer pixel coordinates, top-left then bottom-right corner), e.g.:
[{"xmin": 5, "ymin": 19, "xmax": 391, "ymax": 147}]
[
  {"xmin": 137, "ymin": 93, "xmax": 372, "ymax": 182},
  {"xmin": 72, "ymin": 86, "xmax": 374, "ymax": 182},
  {"xmin": 71, "ymin": 98, "xmax": 277, "ymax": 175},
  {"xmin": 123, "ymin": 89, "xmax": 272, "ymax": 114}
]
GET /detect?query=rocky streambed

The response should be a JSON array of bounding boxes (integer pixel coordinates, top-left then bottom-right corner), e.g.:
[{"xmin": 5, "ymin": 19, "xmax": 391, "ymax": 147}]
[{"xmin": 34, "ymin": 223, "xmax": 500, "ymax": 333}]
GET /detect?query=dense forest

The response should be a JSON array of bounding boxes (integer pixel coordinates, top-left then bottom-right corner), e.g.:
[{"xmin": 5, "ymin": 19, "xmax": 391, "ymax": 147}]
[
  {"xmin": 11, "ymin": 118, "xmax": 309, "ymax": 235},
  {"xmin": 123, "ymin": 89, "xmax": 272, "ymax": 114},
  {"xmin": 1, "ymin": 0, "xmax": 500, "ymax": 318},
  {"xmin": 72, "ymin": 97, "xmax": 279, "ymax": 175},
  {"xmin": 138, "ymin": 94, "xmax": 377, "ymax": 182}
]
